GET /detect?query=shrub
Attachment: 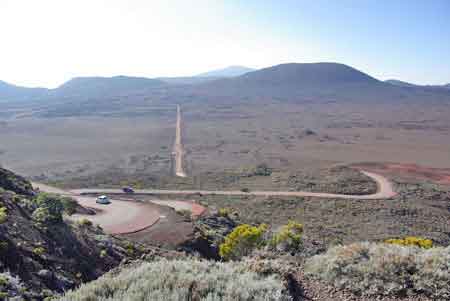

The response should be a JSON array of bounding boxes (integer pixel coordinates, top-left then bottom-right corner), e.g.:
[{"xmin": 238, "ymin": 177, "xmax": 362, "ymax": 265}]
[
  {"xmin": 59, "ymin": 196, "xmax": 78, "ymax": 215},
  {"xmin": 254, "ymin": 163, "xmax": 272, "ymax": 176},
  {"xmin": 176, "ymin": 209, "xmax": 192, "ymax": 221},
  {"xmin": 0, "ymin": 207, "xmax": 7, "ymax": 224},
  {"xmin": 413, "ymin": 246, "xmax": 450, "ymax": 298},
  {"xmin": 0, "ymin": 241, "xmax": 8, "ymax": 252},
  {"xmin": 218, "ymin": 207, "xmax": 233, "ymax": 218},
  {"xmin": 78, "ymin": 218, "xmax": 92, "ymax": 227},
  {"xmin": 32, "ymin": 207, "xmax": 58, "ymax": 225},
  {"xmin": 59, "ymin": 258, "xmax": 289, "ymax": 300},
  {"xmin": 219, "ymin": 224, "xmax": 267, "ymax": 260},
  {"xmin": 384, "ymin": 236, "xmax": 433, "ymax": 249},
  {"xmin": 32, "ymin": 247, "xmax": 46, "ymax": 256},
  {"xmin": 305, "ymin": 242, "xmax": 450, "ymax": 298},
  {"xmin": 99, "ymin": 250, "xmax": 107, "ymax": 258},
  {"xmin": 32, "ymin": 193, "xmax": 64, "ymax": 224},
  {"xmin": 0, "ymin": 271, "xmax": 26, "ymax": 299},
  {"xmin": 124, "ymin": 242, "xmax": 135, "ymax": 256},
  {"xmin": 270, "ymin": 221, "xmax": 303, "ymax": 252}
]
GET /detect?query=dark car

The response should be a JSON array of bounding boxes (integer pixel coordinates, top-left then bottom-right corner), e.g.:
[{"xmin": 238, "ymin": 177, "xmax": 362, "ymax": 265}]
[{"xmin": 122, "ymin": 187, "xmax": 134, "ymax": 194}]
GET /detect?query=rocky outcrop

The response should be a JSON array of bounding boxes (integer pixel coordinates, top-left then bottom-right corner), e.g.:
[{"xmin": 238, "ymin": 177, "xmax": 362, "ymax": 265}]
[
  {"xmin": 181, "ymin": 213, "xmax": 238, "ymax": 259},
  {"xmin": 0, "ymin": 167, "xmax": 34, "ymax": 196}
]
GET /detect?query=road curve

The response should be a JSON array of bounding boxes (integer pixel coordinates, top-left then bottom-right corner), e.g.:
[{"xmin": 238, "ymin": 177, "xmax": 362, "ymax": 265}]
[
  {"xmin": 32, "ymin": 183, "xmax": 161, "ymax": 235},
  {"xmin": 70, "ymin": 171, "xmax": 396, "ymax": 200}
]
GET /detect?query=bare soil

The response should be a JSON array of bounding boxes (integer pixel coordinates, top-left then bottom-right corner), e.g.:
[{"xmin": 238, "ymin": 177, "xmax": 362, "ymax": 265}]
[{"xmin": 353, "ymin": 162, "xmax": 450, "ymax": 185}]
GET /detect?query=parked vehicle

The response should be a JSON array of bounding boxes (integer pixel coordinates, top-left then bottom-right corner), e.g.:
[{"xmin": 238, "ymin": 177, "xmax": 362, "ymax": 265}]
[
  {"xmin": 122, "ymin": 187, "xmax": 134, "ymax": 194},
  {"xmin": 96, "ymin": 195, "xmax": 111, "ymax": 204}
]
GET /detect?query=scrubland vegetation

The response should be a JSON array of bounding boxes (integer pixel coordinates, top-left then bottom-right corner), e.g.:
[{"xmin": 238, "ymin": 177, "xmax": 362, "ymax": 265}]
[
  {"xmin": 305, "ymin": 242, "xmax": 450, "ymax": 298},
  {"xmin": 59, "ymin": 258, "xmax": 290, "ymax": 301}
]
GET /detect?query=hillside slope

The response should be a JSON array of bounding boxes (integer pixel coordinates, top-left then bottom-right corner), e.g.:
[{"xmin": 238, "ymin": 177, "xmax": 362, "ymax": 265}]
[{"xmin": 0, "ymin": 167, "xmax": 150, "ymax": 299}]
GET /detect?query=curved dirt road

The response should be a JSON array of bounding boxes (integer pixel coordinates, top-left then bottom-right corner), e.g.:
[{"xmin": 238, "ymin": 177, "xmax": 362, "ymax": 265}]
[
  {"xmin": 33, "ymin": 170, "xmax": 395, "ymax": 235},
  {"xmin": 70, "ymin": 171, "xmax": 396, "ymax": 200},
  {"xmin": 33, "ymin": 183, "xmax": 161, "ymax": 235}
]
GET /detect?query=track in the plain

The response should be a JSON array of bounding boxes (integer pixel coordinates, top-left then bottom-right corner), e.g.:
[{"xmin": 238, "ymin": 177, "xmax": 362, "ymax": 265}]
[{"xmin": 173, "ymin": 105, "xmax": 186, "ymax": 177}]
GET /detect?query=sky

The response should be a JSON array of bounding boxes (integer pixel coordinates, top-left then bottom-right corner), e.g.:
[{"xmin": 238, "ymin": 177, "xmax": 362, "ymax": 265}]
[{"xmin": 0, "ymin": 0, "xmax": 449, "ymax": 88}]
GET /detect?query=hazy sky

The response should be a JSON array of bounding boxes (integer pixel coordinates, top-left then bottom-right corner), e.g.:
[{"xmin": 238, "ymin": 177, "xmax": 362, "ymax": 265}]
[{"xmin": 1, "ymin": 0, "xmax": 449, "ymax": 88}]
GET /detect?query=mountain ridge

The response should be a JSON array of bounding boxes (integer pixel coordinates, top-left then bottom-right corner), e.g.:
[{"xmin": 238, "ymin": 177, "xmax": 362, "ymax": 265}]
[{"xmin": 196, "ymin": 65, "xmax": 255, "ymax": 77}]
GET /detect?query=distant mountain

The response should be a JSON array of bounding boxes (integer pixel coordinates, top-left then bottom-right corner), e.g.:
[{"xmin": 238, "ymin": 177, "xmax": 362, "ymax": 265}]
[
  {"xmin": 386, "ymin": 79, "xmax": 450, "ymax": 91},
  {"xmin": 385, "ymin": 79, "xmax": 419, "ymax": 88},
  {"xmin": 186, "ymin": 62, "xmax": 450, "ymax": 105},
  {"xmin": 157, "ymin": 76, "xmax": 220, "ymax": 85},
  {"xmin": 0, "ymin": 80, "xmax": 48, "ymax": 102},
  {"xmin": 237, "ymin": 63, "xmax": 379, "ymax": 86},
  {"xmin": 53, "ymin": 76, "xmax": 165, "ymax": 98},
  {"xmin": 196, "ymin": 66, "xmax": 255, "ymax": 78}
]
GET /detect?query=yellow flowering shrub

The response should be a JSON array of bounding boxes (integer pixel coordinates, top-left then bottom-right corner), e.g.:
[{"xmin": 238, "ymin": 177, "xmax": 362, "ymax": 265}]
[
  {"xmin": 219, "ymin": 224, "xmax": 267, "ymax": 260},
  {"xmin": 270, "ymin": 221, "xmax": 303, "ymax": 252},
  {"xmin": 384, "ymin": 236, "xmax": 433, "ymax": 249}
]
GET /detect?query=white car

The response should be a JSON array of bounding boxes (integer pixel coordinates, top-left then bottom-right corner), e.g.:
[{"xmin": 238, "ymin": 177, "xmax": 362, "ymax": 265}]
[{"xmin": 96, "ymin": 195, "xmax": 111, "ymax": 204}]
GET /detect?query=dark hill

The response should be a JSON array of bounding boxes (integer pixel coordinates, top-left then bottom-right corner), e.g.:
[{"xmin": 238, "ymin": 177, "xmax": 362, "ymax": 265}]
[
  {"xmin": 52, "ymin": 76, "xmax": 165, "ymax": 98},
  {"xmin": 192, "ymin": 62, "xmax": 411, "ymax": 103},
  {"xmin": 238, "ymin": 63, "xmax": 379, "ymax": 86}
]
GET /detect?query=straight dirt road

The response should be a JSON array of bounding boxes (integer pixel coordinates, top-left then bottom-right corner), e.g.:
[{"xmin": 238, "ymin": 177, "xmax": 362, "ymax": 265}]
[{"xmin": 173, "ymin": 104, "xmax": 186, "ymax": 177}]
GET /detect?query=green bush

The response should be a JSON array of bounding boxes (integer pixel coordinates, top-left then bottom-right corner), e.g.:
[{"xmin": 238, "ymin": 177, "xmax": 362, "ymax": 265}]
[
  {"xmin": 32, "ymin": 193, "xmax": 64, "ymax": 224},
  {"xmin": 0, "ymin": 207, "xmax": 7, "ymax": 224},
  {"xmin": 32, "ymin": 207, "xmax": 59, "ymax": 225},
  {"xmin": 270, "ymin": 221, "xmax": 303, "ymax": 252},
  {"xmin": 32, "ymin": 247, "xmax": 46, "ymax": 256},
  {"xmin": 59, "ymin": 196, "xmax": 78, "ymax": 215},
  {"xmin": 218, "ymin": 207, "xmax": 233, "ymax": 218},
  {"xmin": 78, "ymin": 218, "xmax": 93, "ymax": 227},
  {"xmin": 219, "ymin": 224, "xmax": 267, "ymax": 260},
  {"xmin": 59, "ymin": 258, "xmax": 289, "ymax": 300},
  {"xmin": 254, "ymin": 163, "xmax": 272, "ymax": 176},
  {"xmin": 125, "ymin": 242, "xmax": 135, "ymax": 256},
  {"xmin": 305, "ymin": 242, "xmax": 450, "ymax": 298},
  {"xmin": 99, "ymin": 250, "xmax": 107, "ymax": 258}
]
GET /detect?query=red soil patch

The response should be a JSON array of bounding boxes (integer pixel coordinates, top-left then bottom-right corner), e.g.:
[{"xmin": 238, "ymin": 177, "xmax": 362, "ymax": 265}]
[
  {"xmin": 190, "ymin": 202, "xmax": 207, "ymax": 218},
  {"xmin": 353, "ymin": 162, "xmax": 450, "ymax": 185}
]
